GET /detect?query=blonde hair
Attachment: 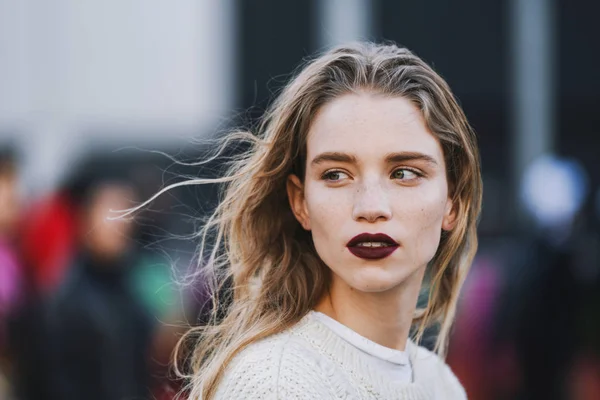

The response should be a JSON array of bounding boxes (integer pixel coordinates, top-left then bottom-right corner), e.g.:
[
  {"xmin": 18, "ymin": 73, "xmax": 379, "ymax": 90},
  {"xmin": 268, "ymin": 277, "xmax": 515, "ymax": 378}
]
[{"xmin": 125, "ymin": 42, "xmax": 482, "ymax": 399}]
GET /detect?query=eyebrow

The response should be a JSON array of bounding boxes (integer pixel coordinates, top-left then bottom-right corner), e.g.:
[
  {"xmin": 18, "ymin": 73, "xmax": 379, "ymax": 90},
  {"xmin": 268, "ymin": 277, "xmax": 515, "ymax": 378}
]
[{"xmin": 310, "ymin": 151, "xmax": 438, "ymax": 167}]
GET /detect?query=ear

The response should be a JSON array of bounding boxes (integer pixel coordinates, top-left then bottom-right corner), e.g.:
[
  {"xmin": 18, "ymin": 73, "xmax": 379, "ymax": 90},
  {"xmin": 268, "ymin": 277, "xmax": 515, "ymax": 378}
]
[
  {"xmin": 286, "ymin": 174, "xmax": 311, "ymax": 230},
  {"xmin": 442, "ymin": 196, "xmax": 458, "ymax": 231}
]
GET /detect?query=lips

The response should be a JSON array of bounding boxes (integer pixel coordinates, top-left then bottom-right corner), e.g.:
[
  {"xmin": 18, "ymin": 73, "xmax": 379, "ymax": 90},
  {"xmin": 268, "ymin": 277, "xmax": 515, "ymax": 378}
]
[{"xmin": 346, "ymin": 233, "xmax": 399, "ymax": 260}]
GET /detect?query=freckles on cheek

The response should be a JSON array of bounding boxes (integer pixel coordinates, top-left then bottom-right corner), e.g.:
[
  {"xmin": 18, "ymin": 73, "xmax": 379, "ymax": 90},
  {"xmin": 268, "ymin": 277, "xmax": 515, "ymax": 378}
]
[
  {"xmin": 306, "ymin": 185, "xmax": 341, "ymax": 217},
  {"xmin": 417, "ymin": 196, "xmax": 447, "ymax": 230},
  {"xmin": 403, "ymin": 195, "xmax": 447, "ymax": 266},
  {"xmin": 308, "ymin": 200, "xmax": 337, "ymax": 231},
  {"xmin": 414, "ymin": 185, "xmax": 448, "ymax": 222},
  {"xmin": 305, "ymin": 188, "xmax": 347, "ymax": 244}
]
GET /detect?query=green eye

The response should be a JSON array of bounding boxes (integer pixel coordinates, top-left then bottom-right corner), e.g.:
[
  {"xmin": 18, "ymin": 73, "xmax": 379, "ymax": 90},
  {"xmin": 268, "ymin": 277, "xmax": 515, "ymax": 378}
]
[
  {"xmin": 326, "ymin": 171, "xmax": 341, "ymax": 180},
  {"xmin": 393, "ymin": 169, "xmax": 405, "ymax": 179},
  {"xmin": 323, "ymin": 170, "xmax": 349, "ymax": 181},
  {"xmin": 392, "ymin": 169, "xmax": 418, "ymax": 180}
]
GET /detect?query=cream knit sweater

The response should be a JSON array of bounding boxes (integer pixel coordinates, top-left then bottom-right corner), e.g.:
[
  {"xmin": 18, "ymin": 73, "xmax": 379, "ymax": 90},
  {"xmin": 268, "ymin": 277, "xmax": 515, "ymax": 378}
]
[{"xmin": 213, "ymin": 312, "xmax": 466, "ymax": 399}]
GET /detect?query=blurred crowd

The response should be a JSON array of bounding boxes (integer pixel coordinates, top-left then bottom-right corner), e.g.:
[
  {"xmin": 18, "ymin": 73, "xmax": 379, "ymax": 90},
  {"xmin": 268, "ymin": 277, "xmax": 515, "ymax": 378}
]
[
  {"xmin": 1, "ymin": 0, "xmax": 599, "ymax": 398},
  {"xmin": 0, "ymin": 141, "xmax": 599, "ymax": 400},
  {"xmin": 0, "ymin": 146, "xmax": 209, "ymax": 400},
  {"xmin": 447, "ymin": 156, "xmax": 600, "ymax": 399}
]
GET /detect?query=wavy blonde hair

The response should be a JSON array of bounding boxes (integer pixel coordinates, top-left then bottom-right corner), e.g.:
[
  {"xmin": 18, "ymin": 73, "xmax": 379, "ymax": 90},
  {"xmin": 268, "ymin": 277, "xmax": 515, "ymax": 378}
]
[{"xmin": 125, "ymin": 42, "xmax": 482, "ymax": 399}]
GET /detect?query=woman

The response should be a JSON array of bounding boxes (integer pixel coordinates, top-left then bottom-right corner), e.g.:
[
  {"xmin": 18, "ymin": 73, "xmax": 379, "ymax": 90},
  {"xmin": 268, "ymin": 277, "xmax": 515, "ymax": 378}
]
[{"xmin": 127, "ymin": 41, "xmax": 482, "ymax": 399}]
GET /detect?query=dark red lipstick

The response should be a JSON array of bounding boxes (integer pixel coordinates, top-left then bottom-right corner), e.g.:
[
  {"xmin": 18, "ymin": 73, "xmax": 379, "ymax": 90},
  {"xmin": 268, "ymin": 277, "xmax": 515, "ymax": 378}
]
[{"xmin": 346, "ymin": 233, "xmax": 399, "ymax": 260}]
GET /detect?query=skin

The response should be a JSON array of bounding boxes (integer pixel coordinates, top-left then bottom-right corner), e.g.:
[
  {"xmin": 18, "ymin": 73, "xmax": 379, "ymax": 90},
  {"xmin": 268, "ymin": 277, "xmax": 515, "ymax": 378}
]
[
  {"xmin": 83, "ymin": 184, "xmax": 135, "ymax": 262},
  {"xmin": 287, "ymin": 92, "xmax": 456, "ymax": 351},
  {"xmin": 0, "ymin": 171, "xmax": 19, "ymax": 237}
]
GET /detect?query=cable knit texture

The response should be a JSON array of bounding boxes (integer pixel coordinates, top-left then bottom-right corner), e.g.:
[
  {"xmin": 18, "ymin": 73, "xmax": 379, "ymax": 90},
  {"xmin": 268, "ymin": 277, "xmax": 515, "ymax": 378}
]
[{"xmin": 212, "ymin": 312, "xmax": 466, "ymax": 399}]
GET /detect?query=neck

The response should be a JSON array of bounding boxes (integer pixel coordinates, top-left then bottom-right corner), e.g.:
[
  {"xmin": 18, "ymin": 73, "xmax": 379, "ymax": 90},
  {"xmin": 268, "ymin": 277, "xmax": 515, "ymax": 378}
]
[{"xmin": 314, "ymin": 266, "xmax": 426, "ymax": 351}]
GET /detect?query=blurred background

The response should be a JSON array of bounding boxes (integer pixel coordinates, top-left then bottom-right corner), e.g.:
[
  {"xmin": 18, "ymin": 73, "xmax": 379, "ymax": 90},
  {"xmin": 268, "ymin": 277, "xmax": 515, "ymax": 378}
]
[{"xmin": 0, "ymin": 0, "xmax": 599, "ymax": 399}]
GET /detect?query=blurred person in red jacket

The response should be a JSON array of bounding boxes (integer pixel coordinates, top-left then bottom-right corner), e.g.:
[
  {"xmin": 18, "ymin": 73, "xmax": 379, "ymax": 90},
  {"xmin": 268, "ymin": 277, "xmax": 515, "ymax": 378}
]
[{"xmin": 19, "ymin": 188, "xmax": 77, "ymax": 297}]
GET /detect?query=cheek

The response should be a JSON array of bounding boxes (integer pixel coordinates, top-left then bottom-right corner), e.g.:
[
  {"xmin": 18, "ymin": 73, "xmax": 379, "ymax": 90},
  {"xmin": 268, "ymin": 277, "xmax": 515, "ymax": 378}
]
[
  {"xmin": 399, "ymin": 190, "xmax": 448, "ymax": 264},
  {"xmin": 303, "ymin": 185, "xmax": 349, "ymax": 258}
]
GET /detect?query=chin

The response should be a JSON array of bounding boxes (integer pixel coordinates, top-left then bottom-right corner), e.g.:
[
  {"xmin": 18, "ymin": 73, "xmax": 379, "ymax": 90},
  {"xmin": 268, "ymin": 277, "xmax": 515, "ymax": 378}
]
[{"xmin": 347, "ymin": 267, "xmax": 406, "ymax": 293}]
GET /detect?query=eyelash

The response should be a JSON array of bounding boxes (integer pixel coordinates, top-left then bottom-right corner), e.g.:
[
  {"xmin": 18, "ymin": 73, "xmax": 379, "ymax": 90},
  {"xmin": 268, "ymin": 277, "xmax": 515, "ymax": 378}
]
[{"xmin": 321, "ymin": 168, "xmax": 423, "ymax": 182}]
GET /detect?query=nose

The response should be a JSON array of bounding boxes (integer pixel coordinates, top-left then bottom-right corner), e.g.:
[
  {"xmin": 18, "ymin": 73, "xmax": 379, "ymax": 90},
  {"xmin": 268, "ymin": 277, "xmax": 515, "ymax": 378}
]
[{"xmin": 351, "ymin": 178, "xmax": 392, "ymax": 223}]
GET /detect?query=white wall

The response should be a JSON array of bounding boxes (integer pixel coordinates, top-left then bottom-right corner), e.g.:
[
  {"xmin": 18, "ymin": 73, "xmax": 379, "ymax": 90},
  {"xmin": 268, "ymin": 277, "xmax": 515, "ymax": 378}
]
[{"xmin": 0, "ymin": 0, "xmax": 236, "ymax": 194}]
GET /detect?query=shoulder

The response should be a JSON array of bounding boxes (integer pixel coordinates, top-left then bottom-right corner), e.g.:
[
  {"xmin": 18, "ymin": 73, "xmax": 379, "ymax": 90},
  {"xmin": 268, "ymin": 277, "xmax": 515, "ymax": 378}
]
[
  {"xmin": 408, "ymin": 341, "xmax": 467, "ymax": 399},
  {"xmin": 213, "ymin": 325, "xmax": 333, "ymax": 400}
]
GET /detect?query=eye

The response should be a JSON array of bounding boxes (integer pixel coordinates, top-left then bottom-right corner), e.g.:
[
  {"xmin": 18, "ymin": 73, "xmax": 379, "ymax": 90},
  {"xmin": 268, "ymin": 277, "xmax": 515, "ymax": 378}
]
[
  {"xmin": 322, "ymin": 170, "xmax": 349, "ymax": 182},
  {"xmin": 391, "ymin": 168, "xmax": 420, "ymax": 180}
]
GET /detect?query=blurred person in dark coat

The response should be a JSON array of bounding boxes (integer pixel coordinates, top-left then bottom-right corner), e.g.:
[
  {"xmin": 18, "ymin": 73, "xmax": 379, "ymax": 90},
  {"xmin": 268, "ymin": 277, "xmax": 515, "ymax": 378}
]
[
  {"xmin": 508, "ymin": 156, "xmax": 590, "ymax": 399},
  {"xmin": 45, "ymin": 180, "xmax": 154, "ymax": 400}
]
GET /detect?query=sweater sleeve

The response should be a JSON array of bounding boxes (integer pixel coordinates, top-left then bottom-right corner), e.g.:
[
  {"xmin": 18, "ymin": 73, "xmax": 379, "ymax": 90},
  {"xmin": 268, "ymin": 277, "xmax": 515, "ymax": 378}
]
[
  {"xmin": 410, "ymin": 343, "xmax": 468, "ymax": 400},
  {"xmin": 439, "ymin": 362, "xmax": 468, "ymax": 400},
  {"xmin": 212, "ymin": 335, "xmax": 334, "ymax": 400}
]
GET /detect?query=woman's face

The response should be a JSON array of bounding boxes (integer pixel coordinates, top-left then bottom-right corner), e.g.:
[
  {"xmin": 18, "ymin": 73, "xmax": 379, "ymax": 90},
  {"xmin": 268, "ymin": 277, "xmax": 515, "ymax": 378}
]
[{"xmin": 287, "ymin": 92, "xmax": 456, "ymax": 293}]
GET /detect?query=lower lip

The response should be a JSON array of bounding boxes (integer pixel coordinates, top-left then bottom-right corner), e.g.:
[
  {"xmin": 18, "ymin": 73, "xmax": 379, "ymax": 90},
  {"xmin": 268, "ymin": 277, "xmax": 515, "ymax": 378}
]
[{"xmin": 347, "ymin": 245, "xmax": 398, "ymax": 260}]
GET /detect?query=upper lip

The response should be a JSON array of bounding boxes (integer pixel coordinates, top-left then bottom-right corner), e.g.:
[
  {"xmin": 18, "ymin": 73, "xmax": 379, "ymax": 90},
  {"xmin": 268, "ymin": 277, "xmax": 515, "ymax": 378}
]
[{"xmin": 347, "ymin": 233, "xmax": 398, "ymax": 247}]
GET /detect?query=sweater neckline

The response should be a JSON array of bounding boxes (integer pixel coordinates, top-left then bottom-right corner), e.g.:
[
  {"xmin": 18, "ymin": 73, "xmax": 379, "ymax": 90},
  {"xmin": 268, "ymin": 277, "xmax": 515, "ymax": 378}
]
[
  {"xmin": 310, "ymin": 311, "xmax": 410, "ymax": 366},
  {"xmin": 294, "ymin": 311, "xmax": 435, "ymax": 398}
]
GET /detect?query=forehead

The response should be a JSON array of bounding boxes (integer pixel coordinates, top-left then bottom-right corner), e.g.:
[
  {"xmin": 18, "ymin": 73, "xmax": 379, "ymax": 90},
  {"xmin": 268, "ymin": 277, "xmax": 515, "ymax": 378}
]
[{"xmin": 306, "ymin": 93, "xmax": 444, "ymax": 164}]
